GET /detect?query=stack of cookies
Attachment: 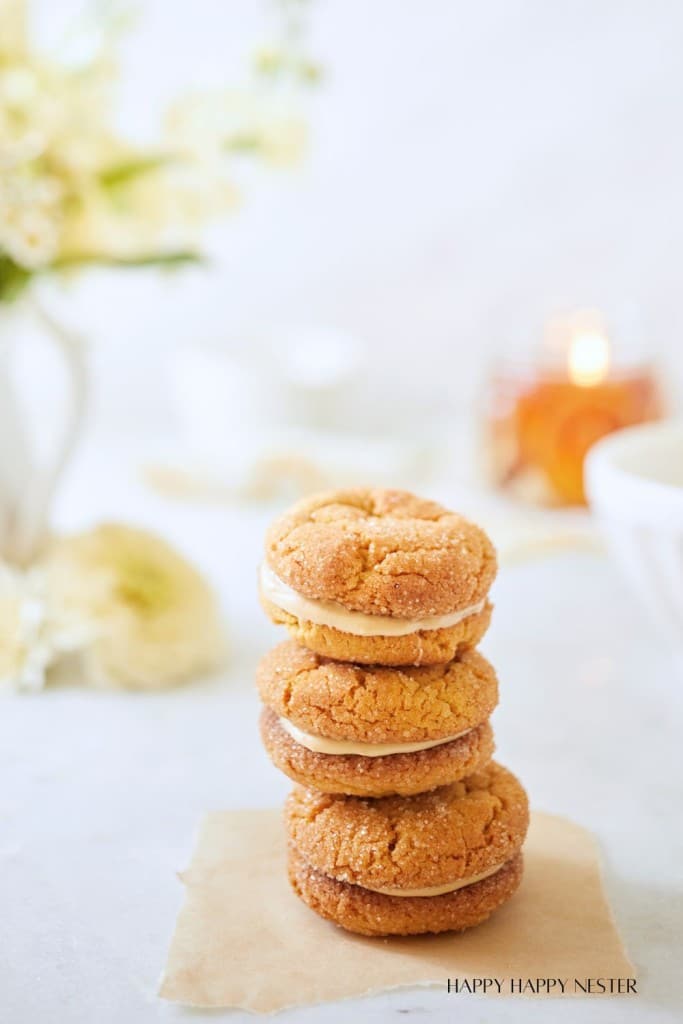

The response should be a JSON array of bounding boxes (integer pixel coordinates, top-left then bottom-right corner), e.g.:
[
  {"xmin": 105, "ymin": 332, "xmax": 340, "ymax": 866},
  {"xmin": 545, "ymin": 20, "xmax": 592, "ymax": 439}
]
[{"xmin": 257, "ymin": 488, "xmax": 529, "ymax": 937}]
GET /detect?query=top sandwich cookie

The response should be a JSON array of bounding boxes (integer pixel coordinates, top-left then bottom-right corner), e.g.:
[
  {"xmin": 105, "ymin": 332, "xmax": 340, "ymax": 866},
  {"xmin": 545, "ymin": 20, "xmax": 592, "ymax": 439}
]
[{"xmin": 260, "ymin": 488, "xmax": 496, "ymax": 665}]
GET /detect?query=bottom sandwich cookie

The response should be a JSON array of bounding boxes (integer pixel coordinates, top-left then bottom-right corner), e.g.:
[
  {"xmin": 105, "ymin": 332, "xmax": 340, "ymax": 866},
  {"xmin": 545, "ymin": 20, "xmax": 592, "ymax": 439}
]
[
  {"xmin": 285, "ymin": 762, "xmax": 529, "ymax": 936},
  {"xmin": 288, "ymin": 845, "xmax": 524, "ymax": 937}
]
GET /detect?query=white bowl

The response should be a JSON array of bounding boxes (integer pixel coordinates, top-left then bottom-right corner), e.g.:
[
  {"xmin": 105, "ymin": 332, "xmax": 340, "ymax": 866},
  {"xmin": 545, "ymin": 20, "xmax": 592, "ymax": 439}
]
[{"xmin": 585, "ymin": 421, "xmax": 683, "ymax": 656}]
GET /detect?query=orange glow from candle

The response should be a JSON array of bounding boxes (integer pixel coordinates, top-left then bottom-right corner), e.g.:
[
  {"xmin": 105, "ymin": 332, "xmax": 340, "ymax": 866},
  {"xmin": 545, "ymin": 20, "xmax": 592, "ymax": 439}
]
[{"xmin": 484, "ymin": 313, "xmax": 665, "ymax": 506}]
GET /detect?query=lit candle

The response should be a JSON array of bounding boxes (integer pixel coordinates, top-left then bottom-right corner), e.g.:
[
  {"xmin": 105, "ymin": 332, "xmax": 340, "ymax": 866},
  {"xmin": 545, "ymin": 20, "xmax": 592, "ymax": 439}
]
[
  {"xmin": 485, "ymin": 310, "xmax": 665, "ymax": 506},
  {"xmin": 567, "ymin": 328, "xmax": 610, "ymax": 387}
]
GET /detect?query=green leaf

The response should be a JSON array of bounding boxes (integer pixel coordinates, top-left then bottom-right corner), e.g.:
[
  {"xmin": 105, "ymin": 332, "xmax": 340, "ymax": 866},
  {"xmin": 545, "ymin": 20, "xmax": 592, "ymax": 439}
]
[
  {"xmin": 0, "ymin": 254, "xmax": 32, "ymax": 304},
  {"xmin": 52, "ymin": 250, "xmax": 202, "ymax": 271},
  {"xmin": 99, "ymin": 155, "xmax": 174, "ymax": 189},
  {"xmin": 224, "ymin": 134, "xmax": 263, "ymax": 154}
]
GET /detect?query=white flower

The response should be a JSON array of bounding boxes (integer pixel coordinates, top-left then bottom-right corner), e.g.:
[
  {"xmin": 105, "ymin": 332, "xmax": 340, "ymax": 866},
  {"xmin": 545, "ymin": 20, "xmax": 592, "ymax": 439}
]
[
  {"xmin": 46, "ymin": 524, "xmax": 227, "ymax": 690},
  {"xmin": 166, "ymin": 89, "xmax": 307, "ymax": 166},
  {"xmin": 0, "ymin": 170, "xmax": 63, "ymax": 268},
  {"xmin": 0, "ymin": 563, "xmax": 92, "ymax": 691}
]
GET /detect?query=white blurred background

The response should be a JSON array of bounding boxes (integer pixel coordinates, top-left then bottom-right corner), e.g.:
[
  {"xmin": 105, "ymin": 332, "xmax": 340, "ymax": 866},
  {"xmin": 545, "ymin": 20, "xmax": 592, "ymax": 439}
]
[{"xmin": 33, "ymin": 0, "xmax": 683, "ymax": 451}]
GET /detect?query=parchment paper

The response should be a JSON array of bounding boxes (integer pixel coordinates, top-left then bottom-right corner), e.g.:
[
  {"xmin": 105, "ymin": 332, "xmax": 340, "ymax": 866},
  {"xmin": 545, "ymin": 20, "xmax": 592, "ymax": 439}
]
[{"xmin": 159, "ymin": 809, "xmax": 635, "ymax": 1012}]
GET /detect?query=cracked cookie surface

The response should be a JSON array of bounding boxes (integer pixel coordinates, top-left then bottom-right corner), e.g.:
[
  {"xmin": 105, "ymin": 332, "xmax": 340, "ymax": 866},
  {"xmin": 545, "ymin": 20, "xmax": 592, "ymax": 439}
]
[
  {"xmin": 260, "ymin": 707, "xmax": 495, "ymax": 796},
  {"xmin": 265, "ymin": 488, "xmax": 497, "ymax": 617},
  {"xmin": 285, "ymin": 762, "xmax": 528, "ymax": 891},
  {"xmin": 288, "ymin": 845, "xmax": 524, "ymax": 936},
  {"xmin": 257, "ymin": 641, "xmax": 498, "ymax": 743}
]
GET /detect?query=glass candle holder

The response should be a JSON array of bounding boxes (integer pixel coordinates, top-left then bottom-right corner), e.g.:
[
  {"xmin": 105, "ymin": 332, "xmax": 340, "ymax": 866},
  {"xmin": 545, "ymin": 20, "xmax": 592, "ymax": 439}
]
[{"xmin": 483, "ymin": 309, "xmax": 666, "ymax": 506}]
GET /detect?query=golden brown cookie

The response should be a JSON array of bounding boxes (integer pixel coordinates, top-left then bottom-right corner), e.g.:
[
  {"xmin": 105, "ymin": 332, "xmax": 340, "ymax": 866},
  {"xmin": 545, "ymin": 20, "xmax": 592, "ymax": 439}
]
[
  {"xmin": 265, "ymin": 488, "xmax": 497, "ymax": 616},
  {"xmin": 260, "ymin": 707, "xmax": 495, "ymax": 796},
  {"xmin": 260, "ymin": 488, "xmax": 496, "ymax": 665},
  {"xmin": 288, "ymin": 845, "xmax": 524, "ymax": 936},
  {"xmin": 287, "ymin": 762, "xmax": 527, "ymax": 887},
  {"xmin": 285, "ymin": 763, "xmax": 528, "ymax": 935},
  {"xmin": 257, "ymin": 641, "xmax": 498, "ymax": 744}
]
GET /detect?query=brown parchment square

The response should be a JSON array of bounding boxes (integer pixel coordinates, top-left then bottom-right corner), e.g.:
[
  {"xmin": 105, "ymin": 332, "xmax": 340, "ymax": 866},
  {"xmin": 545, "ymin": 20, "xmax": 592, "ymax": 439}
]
[{"xmin": 159, "ymin": 809, "xmax": 635, "ymax": 1012}]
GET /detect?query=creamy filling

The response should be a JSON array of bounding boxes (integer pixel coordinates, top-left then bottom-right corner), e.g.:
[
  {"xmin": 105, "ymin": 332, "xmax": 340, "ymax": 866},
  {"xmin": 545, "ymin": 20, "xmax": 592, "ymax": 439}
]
[
  {"xmin": 364, "ymin": 862, "xmax": 506, "ymax": 897},
  {"xmin": 279, "ymin": 716, "xmax": 472, "ymax": 757},
  {"xmin": 260, "ymin": 563, "xmax": 486, "ymax": 637}
]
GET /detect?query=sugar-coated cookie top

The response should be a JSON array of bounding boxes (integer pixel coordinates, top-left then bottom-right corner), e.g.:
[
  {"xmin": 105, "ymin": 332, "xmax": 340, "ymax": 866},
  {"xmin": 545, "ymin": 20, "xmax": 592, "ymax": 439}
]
[
  {"xmin": 265, "ymin": 488, "xmax": 497, "ymax": 617},
  {"xmin": 285, "ymin": 762, "xmax": 528, "ymax": 890},
  {"xmin": 257, "ymin": 640, "xmax": 498, "ymax": 743}
]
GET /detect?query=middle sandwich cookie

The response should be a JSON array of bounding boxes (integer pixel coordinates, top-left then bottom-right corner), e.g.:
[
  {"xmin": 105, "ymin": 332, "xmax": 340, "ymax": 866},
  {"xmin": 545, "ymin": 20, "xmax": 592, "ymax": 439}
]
[{"xmin": 257, "ymin": 640, "xmax": 498, "ymax": 797}]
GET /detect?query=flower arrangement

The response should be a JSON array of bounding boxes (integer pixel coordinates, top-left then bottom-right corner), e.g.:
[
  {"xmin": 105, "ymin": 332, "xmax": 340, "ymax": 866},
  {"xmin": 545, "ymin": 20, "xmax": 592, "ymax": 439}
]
[
  {"xmin": 0, "ymin": 0, "xmax": 316, "ymax": 301},
  {"xmin": 0, "ymin": 0, "xmax": 316, "ymax": 690}
]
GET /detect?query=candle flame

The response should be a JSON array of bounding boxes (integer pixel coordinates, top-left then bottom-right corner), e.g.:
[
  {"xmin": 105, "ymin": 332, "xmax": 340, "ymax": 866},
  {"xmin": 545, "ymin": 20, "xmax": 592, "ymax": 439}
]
[{"xmin": 568, "ymin": 331, "xmax": 610, "ymax": 387}]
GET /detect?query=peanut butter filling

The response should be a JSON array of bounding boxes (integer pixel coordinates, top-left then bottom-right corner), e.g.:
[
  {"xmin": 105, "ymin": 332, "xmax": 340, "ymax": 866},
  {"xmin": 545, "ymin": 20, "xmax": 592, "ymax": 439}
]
[{"xmin": 260, "ymin": 563, "xmax": 486, "ymax": 637}]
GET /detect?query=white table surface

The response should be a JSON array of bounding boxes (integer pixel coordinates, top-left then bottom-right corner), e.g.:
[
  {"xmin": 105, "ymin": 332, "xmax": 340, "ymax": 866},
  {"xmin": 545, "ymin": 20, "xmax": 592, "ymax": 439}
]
[{"xmin": 2, "ymin": 444, "xmax": 682, "ymax": 1024}]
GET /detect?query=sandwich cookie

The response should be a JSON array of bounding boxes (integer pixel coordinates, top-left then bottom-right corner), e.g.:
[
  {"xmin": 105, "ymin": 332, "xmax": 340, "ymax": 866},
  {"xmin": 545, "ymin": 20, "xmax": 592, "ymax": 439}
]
[
  {"xmin": 260, "ymin": 488, "xmax": 496, "ymax": 665},
  {"xmin": 286, "ymin": 762, "xmax": 529, "ymax": 936},
  {"xmin": 258, "ymin": 641, "xmax": 498, "ymax": 796}
]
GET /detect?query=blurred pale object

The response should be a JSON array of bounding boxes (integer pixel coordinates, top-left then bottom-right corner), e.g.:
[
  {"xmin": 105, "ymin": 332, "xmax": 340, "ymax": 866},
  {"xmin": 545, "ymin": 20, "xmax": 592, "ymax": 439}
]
[
  {"xmin": 169, "ymin": 326, "xmax": 361, "ymax": 462},
  {"xmin": 0, "ymin": 523, "xmax": 226, "ymax": 691},
  {"xmin": 158, "ymin": 327, "xmax": 432, "ymax": 501},
  {"xmin": 0, "ymin": 290, "xmax": 86, "ymax": 565},
  {"xmin": 484, "ymin": 309, "xmax": 666, "ymax": 506},
  {"xmin": 46, "ymin": 524, "xmax": 227, "ymax": 691},
  {"xmin": 586, "ymin": 421, "xmax": 683, "ymax": 671}
]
